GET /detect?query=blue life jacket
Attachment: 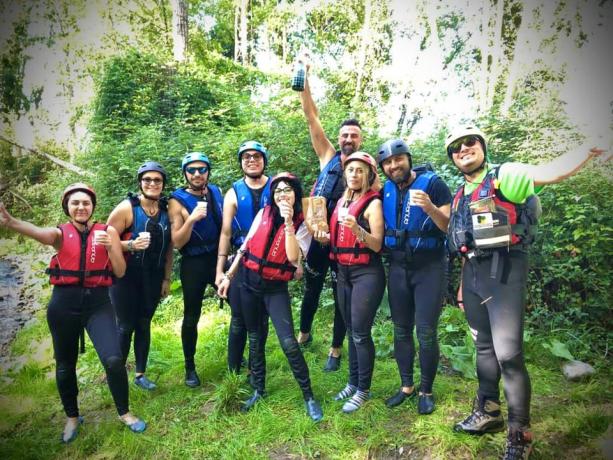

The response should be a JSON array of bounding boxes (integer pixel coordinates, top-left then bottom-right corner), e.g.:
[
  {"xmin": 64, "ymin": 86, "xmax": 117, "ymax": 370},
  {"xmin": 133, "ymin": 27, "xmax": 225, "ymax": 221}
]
[
  {"xmin": 383, "ymin": 167, "xmax": 445, "ymax": 252},
  {"xmin": 125, "ymin": 194, "xmax": 171, "ymax": 269},
  {"xmin": 311, "ymin": 151, "xmax": 344, "ymax": 216},
  {"xmin": 231, "ymin": 177, "xmax": 271, "ymax": 248},
  {"xmin": 171, "ymin": 185, "xmax": 223, "ymax": 256}
]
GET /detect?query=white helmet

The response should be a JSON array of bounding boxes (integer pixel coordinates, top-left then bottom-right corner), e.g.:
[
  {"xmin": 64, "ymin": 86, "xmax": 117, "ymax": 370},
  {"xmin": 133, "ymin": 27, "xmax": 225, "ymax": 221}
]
[{"xmin": 445, "ymin": 126, "xmax": 487, "ymax": 158}]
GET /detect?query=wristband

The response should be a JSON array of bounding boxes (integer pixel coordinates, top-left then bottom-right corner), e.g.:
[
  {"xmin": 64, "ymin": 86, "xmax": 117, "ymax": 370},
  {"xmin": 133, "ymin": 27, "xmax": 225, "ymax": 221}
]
[{"xmin": 127, "ymin": 240, "xmax": 134, "ymax": 253}]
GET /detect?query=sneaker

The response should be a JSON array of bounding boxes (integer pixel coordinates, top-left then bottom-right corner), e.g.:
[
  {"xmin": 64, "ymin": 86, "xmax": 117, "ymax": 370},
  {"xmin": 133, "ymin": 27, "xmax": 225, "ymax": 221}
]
[
  {"xmin": 242, "ymin": 389, "xmax": 265, "ymax": 412},
  {"xmin": 134, "ymin": 374, "xmax": 156, "ymax": 391},
  {"xmin": 323, "ymin": 354, "xmax": 341, "ymax": 372},
  {"xmin": 502, "ymin": 429, "xmax": 533, "ymax": 460},
  {"xmin": 305, "ymin": 398, "xmax": 323, "ymax": 422},
  {"xmin": 453, "ymin": 397, "xmax": 505, "ymax": 435},
  {"xmin": 334, "ymin": 383, "xmax": 357, "ymax": 401},
  {"xmin": 342, "ymin": 390, "xmax": 370, "ymax": 413},
  {"xmin": 417, "ymin": 392, "xmax": 435, "ymax": 415},
  {"xmin": 385, "ymin": 389, "xmax": 416, "ymax": 408},
  {"xmin": 185, "ymin": 369, "xmax": 201, "ymax": 388}
]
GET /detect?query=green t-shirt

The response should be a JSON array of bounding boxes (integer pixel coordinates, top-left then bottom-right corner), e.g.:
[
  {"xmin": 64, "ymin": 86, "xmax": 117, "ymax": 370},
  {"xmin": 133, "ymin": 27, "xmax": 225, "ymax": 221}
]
[{"xmin": 463, "ymin": 163, "xmax": 539, "ymax": 204}]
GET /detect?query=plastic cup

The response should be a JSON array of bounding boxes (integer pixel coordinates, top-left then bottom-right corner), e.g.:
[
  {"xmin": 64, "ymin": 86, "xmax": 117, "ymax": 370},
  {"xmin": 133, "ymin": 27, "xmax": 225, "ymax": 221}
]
[
  {"xmin": 196, "ymin": 201, "xmax": 207, "ymax": 211},
  {"xmin": 139, "ymin": 231, "xmax": 150, "ymax": 241},
  {"xmin": 338, "ymin": 207, "xmax": 349, "ymax": 225}
]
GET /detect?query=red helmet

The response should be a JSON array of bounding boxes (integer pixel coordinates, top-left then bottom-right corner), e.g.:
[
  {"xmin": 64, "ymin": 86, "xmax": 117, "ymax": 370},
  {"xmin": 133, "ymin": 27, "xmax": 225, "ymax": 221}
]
[
  {"xmin": 343, "ymin": 151, "xmax": 378, "ymax": 185},
  {"xmin": 61, "ymin": 183, "xmax": 97, "ymax": 216}
]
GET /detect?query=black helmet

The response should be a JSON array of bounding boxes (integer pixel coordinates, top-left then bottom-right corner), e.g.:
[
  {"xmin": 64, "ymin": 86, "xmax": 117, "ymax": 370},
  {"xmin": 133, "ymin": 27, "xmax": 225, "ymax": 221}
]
[
  {"xmin": 137, "ymin": 161, "xmax": 167, "ymax": 184},
  {"xmin": 377, "ymin": 139, "xmax": 411, "ymax": 169}
]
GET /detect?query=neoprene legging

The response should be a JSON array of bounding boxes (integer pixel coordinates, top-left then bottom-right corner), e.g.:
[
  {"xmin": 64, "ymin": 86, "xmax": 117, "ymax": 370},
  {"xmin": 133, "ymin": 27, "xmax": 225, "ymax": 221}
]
[
  {"xmin": 47, "ymin": 286, "xmax": 129, "ymax": 417},
  {"xmin": 336, "ymin": 259, "xmax": 385, "ymax": 391},
  {"xmin": 179, "ymin": 253, "xmax": 217, "ymax": 371},
  {"xmin": 462, "ymin": 250, "xmax": 531, "ymax": 430},
  {"xmin": 110, "ymin": 265, "xmax": 164, "ymax": 373},
  {"xmin": 240, "ymin": 266, "xmax": 314, "ymax": 400},
  {"xmin": 299, "ymin": 240, "xmax": 346, "ymax": 348},
  {"xmin": 226, "ymin": 267, "xmax": 269, "ymax": 373},
  {"xmin": 387, "ymin": 251, "xmax": 445, "ymax": 393}
]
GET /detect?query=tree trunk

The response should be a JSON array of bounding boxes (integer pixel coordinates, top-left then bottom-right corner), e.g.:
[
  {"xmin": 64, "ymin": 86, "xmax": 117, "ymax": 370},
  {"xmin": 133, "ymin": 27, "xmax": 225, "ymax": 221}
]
[
  {"xmin": 170, "ymin": 0, "xmax": 188, "ymax": 62},
  {"xmin": 353, "ymin": 0, "xmax": 372, "ymax": 106},
  {"xmin": 234, "ymin": 0, "xmax": 249, "ymax": 64}
]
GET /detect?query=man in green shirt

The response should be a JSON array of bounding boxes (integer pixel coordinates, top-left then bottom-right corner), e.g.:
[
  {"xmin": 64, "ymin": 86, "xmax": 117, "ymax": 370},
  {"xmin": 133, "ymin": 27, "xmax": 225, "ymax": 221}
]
[{"xmin": 445, "ymin": 126, "xmax": 607, "ymax": 460}]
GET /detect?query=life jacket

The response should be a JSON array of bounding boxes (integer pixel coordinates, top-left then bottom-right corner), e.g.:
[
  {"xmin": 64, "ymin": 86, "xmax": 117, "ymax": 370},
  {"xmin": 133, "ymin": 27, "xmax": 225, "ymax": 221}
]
[
  {"xmin": 243, "ymin": 206, "xmax": 303, "ymax": 281},
  {"xmin": 170, "ymin": 185, "xmax": 223, "ymax": 256},
  {"xmin": 383, "ymin": 166, "xmax": 446, "ymax": 253},
  {"xmin": 231, "ymin": 177, "xmax": 271, "ymax": 248},
  {"xmin": 310, "ymin": 151, "xmax": 345, "ymax": 216},
  {"xmin": 448, "ymin": 166, "xmax": 541, "ymax": 257},
  {"xmin": 47, "ymin": 222, "xmax": 114, "ymax": 287},
  {"xmin": 329, "ymin": 190, "xmax": 380, "ymax": 265},
  {"xmin": 121, "ymin": 194, "xmax": 171, "ymax": 268}
]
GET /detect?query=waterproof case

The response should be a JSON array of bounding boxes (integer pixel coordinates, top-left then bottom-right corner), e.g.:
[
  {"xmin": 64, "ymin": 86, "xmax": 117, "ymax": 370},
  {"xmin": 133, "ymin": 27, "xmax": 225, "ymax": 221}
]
[
  {"xmin": 469, "ymin": 196, "xmax": 511, "ymax": 248},
  {"xmin": 302, "ymin": 196, "xmax": 329, "ymax": 234}
]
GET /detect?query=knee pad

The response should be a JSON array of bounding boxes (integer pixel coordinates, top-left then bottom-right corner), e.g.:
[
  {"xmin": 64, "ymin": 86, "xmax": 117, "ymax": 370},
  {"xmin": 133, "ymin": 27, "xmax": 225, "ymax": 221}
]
[
  {"xmin": 103, "ymin": 355, "xmax": 124, "ymax": 372},
  {"xmin": 416, "ymin": 326, "xmax": 437, "ymax": 349},
  {"xmin": 280, "ymin": 336, "xmax": 300, "ymax": 354},
  {"xmin": 498, "ymin": 349, "xmax": 525, "ymax": 372},
  {"xmin": 393, "ymin": 325, "xmax": 412, "ymax": 341},
  {"xmin": 352, "ymin": 331, "xmax": 370, "ymax": 346}
]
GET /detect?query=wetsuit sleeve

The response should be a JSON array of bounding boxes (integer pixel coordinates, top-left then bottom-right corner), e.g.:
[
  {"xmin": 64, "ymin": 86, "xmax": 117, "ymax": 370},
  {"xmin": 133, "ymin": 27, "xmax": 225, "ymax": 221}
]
[
  {"xmin": 497, "ymin": 163, "xmax": 536, "ymax": 204},
  {"xmin": 429, "ymin": 177, "xmax": 453, "ymax": 207},
  {"xmin": 296, "ymin": 222, "xmax": 313, "ymax": 256}
]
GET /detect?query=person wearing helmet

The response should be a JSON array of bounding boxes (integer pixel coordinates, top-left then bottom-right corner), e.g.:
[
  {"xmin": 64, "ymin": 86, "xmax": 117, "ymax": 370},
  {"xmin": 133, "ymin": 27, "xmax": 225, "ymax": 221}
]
[
  {"xmin": 107, "ymin": 162, "xmax": 173, "ymax": 391},
  {"xmin": 169, "ymin": 152, "xmax": 224, "ymax": 387},
  {"xmin": 314, "ymin": 152, "xmax": 385, "ymax": 413},
  {"xmin": 296, "ymin": 55, "xmax": 360, "ymax": 371},
  {"xmin": 0, "ymin": 185, "xmax": 147, "ymax": 442},
  {"xmin": 376, "ymin": 139, "xmax": 452, "ymax": 415},
  {"xmin": 446, "ymin": 125, "xmax": 608, "ymax": 459},
  {"xmin": 217, "ymin": 172, "xmax": 323, "ymax": 422},
  {"xmin": 215, "ymin": 141, "xmax": 272, "ymax": 374}
]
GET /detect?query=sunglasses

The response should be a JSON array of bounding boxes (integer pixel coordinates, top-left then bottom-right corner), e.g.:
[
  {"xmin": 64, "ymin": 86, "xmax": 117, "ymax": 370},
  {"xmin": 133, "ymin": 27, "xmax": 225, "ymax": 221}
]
[
  {"xmin": 141, "ymin": 177, "xmax": 163, "ymax": 185},
  {"xmin": 273, "ymin": 187, "xmax": 294, "ymax": 195},
  {"xmin": 242, "ymin": 153, "xmax": 263, "ymax": 162},
  {"xmin": 185, "ymin": 166, "xmax": 209, "ymax": 175},
  {"xmin": 448, "ymin": 136, "xmax": 479, "ymax": 155}
]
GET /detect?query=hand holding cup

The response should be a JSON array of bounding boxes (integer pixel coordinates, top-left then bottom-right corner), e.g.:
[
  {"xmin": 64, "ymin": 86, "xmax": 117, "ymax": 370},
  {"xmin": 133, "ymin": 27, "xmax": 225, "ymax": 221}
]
[
  {"xmin": 94, "ymin": 230, "xmax": 110, "ymax": 248},
  {"xmin": 133, "ymin": 231, "xmax": 151, "ymax": 250}
]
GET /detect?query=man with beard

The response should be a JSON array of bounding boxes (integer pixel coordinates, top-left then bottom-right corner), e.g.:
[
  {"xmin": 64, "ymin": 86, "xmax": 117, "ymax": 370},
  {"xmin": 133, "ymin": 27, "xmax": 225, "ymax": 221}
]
[
  {"xmin": 169, "ymin": 152, "xmax": 223, "ymax": 387},
  {"xmin": 446, "ymin": 126, "xmax": 608, "ymax": 459},
  {"xmin": 216, "ymin": 141, "xmax": 272, "ymax": 374},
  {"xmin": 377, "ymin": 139, "xmax": 451, "ymax": 415},
  {"xmin": 296, "ymin": 60, "xmax": 362, "ymax": 371}
]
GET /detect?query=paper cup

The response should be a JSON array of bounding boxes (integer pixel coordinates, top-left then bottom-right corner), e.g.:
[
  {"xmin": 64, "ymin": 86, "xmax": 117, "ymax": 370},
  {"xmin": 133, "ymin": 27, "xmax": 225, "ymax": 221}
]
[
  {"xmin": 409, "ymin": 190, "xmax": 419, "ymax": 206},
  {"xmin": 338, "ymin": 207, "xmax": 349, "ymax": 225},
  {"xmin": 93, "ymin": 230, "xmax": 107, "ymax": 245},
  {"xmin": 139, "ymin": 231, "xmax": 150, "ymax": 240},
  {"xmin": 196, "ymin": 201, "xmax": 208, "ymax": 211}
]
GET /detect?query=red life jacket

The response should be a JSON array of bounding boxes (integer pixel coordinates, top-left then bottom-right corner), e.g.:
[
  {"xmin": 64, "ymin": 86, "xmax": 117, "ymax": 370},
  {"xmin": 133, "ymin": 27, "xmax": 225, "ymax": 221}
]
[
  {"xmin": 330, "ymin": 190, "xmax": 380, "ymax": 265},
  {"xmin": 243, "ymin": 206, "xmax": 304, "ymax": 281},
  {"xmin": 47, "ymin": 222, "xmax": 114, "ymax": 287},
  {"xmin": 448, "ymin": 166, "xmax": 540, "ymax": 255}
]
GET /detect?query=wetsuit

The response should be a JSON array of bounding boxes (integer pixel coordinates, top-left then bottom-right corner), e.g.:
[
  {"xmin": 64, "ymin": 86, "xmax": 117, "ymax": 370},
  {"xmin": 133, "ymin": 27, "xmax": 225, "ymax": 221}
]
[
  {"xmin": 300, "ymin": 151, "xmax": 346, "ymax": 348},
  {"xmin": 331, "ymin": 195, "xmax": 385, "ymax": 391},
  {"xmin": 449, "ymin": 163, "xmax": 540, "ymax": 430},
  {"xmin": 383, "ymin": 169, "xmax": 451, "ymax": 393},
  {"xmin": 240, "ymin": 208, "xmax": 315, "ymax": 399},
  {"xmin": 110, "ymin": 196, "xmax": 170, "ymax": 374}
]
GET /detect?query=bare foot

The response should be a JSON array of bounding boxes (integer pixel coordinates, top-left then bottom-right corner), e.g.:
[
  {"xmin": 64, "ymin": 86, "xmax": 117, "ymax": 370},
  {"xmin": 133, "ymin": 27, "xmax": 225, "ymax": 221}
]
[
  {"xmin": 298, "ymin": 332, "xmax": 310, "ymax": 344},
  {"xmin": 329, "ymin": 347, "xmax": 341, "ymax": 358},
  {"xmin": 61, "ymin": 416, "xmax": 81, "ymax": 443}
]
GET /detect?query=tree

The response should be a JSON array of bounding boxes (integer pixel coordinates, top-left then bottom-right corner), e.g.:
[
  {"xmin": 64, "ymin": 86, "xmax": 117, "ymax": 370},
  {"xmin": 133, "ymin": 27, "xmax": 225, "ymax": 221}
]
[{"xmin": 170, "ymin": 0, "xmax": 189, "ymax": 61}]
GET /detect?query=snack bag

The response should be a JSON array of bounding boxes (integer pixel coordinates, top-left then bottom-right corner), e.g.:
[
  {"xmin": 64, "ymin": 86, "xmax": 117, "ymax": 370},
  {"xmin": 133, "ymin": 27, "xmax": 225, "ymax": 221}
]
[{"xmin": 302, "ymin": 196, "xmax": 329, "ymax": 234}]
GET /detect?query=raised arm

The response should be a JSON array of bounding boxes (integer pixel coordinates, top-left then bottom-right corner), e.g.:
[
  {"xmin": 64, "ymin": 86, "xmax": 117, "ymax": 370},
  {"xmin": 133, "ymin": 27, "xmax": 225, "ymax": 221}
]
[
  {"xmin": 529, "ymin": 143, "xmax": 609, "ymax": 186},
  {"xmin": 0, "ymin": 202, "xmax": 61, "ymax": 247},
  {"xmin": 299, "ymin": 62, "xmax": 336, "ymax": 166}
]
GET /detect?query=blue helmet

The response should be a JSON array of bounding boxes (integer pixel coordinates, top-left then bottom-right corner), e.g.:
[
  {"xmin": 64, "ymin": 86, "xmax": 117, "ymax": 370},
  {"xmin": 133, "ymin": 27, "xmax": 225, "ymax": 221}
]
[
  {"xmin": 182, "ymin": 152, "xmax": 211, "ymax": 171},
  {"xmin": 237, "ymin": 141, "xmax": 268, "ymax": 165}
]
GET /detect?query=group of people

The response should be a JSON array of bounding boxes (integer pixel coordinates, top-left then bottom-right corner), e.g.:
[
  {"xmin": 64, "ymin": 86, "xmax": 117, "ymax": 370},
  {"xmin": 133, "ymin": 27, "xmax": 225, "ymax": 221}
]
[{"xmin": 0, "ymin": 65, "xmax": 607, "ymax": 460}]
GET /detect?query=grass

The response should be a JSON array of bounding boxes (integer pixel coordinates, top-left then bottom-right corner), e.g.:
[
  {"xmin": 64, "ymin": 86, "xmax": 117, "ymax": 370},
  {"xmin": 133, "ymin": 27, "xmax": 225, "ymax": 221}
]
[{"xmin": 0, "ymin": 281, "xmax": 611, "ymax": 459}]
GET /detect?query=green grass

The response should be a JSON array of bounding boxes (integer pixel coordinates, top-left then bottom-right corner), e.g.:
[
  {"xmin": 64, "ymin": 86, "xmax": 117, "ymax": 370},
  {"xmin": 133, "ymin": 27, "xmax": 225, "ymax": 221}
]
[{"xmin": 0, "ymin": 284, "xmax": 611, "ymax": 459}]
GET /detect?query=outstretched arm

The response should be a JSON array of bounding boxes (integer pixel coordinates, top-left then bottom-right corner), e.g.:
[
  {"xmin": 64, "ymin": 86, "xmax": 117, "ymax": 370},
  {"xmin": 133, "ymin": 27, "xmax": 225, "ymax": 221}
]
[
  {"xmin": 0, "ymin": 202, "xmax": 61, "ymax": 247},
  {"xmin": 299, "ymin": 59, "xmax": 336, "ymax": 166},
  {"xmin": 530, "ymin": 144, "xmax": 609, "ymax": 186}
]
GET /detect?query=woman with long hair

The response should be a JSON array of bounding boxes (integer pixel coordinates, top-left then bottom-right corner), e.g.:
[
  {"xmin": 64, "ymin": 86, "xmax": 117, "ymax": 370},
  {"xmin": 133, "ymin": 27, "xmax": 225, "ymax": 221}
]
[{"xmin": 218, "ymin": 172, "xmax": 323, "ymax": 422}]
